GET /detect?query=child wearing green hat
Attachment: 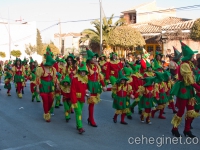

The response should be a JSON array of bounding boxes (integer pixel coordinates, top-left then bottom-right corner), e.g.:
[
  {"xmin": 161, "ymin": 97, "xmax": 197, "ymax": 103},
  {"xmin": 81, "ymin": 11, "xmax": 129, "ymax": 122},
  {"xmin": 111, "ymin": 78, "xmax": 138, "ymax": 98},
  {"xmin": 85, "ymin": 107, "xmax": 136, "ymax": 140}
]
[
  {"xmin": 60, "ymin": 75, "xmax": 71, "ymax": 122},
  {"xmin": 70, "ymin": 62, "xmax": 89, "ymax": 134},
  {"xmin": 151, "ymin": 72, "xmax": 168, "ymax": 119},
  {"xmin": 112, "ymin": 70, "xmax": 134, "ymax": 125},
  {"xmin": 30, "ymin": 68, "xmax": 40, "ymax": 102},
  {"xmin": 143, "ymin": 61, "xmax": 155, "ymax": 78},
  {"xmin": 4, "ymin": 71, "xmax": 12, "ymax": 96},
  {"xmin": 138, "ymin": 76, "xmax": 158, "ymax": 124}
]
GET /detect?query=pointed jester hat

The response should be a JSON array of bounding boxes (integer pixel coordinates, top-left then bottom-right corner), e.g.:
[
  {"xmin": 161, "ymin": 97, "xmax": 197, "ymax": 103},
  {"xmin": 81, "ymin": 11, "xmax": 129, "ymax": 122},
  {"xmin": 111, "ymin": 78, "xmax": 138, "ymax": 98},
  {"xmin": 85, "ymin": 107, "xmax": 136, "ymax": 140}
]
[
  {"xmin": 86, "ymin": 48, "xmax": 98, "ymax": 61},
  {"xmin": 173, "ymin": 46, "xmax": 182, "ymax": 60},
  {"xmin": 180, "ymin": 41, "xmax": 198, "ymax": 61},
  {"xmin": 43, "ymin": 46, "xmax": 56, "ymax": 66},
  {"xmin": 116, "ymin": 70, "xmax": 129, "ymax": 83}
]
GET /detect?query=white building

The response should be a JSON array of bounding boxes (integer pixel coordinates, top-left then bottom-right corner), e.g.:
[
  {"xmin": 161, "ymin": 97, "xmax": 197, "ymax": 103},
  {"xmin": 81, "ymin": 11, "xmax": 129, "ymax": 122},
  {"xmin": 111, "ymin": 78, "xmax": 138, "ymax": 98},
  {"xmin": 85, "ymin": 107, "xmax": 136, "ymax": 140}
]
[
  {"xmin": 0, "ymin": 21, "xmax": 42, "ymax": 62},
  {"xmin": 54, "ymin": 32, "xmax": 86, "ymax": 55}
]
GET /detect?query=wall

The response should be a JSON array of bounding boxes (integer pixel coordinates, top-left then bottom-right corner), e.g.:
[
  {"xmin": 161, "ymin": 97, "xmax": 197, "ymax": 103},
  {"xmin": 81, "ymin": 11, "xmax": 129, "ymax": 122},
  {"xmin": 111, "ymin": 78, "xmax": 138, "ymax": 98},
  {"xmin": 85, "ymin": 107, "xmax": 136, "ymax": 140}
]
[{"xmin": 163, "ymin": 39, "xmax": 200, "ymax": 56}]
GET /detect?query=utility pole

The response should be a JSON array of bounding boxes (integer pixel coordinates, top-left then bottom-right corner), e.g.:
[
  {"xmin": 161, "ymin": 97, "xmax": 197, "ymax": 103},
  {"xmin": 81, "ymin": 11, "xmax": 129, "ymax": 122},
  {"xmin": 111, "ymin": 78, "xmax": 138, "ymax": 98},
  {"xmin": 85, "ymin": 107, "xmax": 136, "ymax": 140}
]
[
  {"xmin": 99, "ymin": 0, "xmax": 103, "ymax": 54},
  {"xmin": 59, "ymin": 19, "xmax": 62, "ymax": 54},
  {"xmin": 8, "ymin": 7, "xmax": 11, "ymax": 59}
]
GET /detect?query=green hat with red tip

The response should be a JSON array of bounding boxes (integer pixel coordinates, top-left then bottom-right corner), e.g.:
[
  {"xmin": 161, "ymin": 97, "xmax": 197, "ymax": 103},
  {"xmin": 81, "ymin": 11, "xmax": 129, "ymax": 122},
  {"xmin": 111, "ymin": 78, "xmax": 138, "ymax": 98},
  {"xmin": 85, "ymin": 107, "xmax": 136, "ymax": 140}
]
[
  {"xmin": 143, "ymin": 76, "xmax": 156, "ymax": 86},
  {"xmin": 155, "ymin": 51, "xmax": 163, "ymax": 57},
  {"xmin": 58, "ymin": 58, "xmax": 66, "ymax": 63},
  {"xmin": 180, "ymin": 41, "xmax": 198, "ymax": 61},
  {"xmin": 78, "ymin": 61, "xmax": 88, "ymax": 74},
  {"xmin": 23, "ymin": 58, "xmax": 28, "ymax": 64},
  {"xmin": 43, "ymin": 46, "xmax": 56, "ymax": 66},
  {"xmin": 86, "ymin": 48, "xmax": 98, "ymax": 61},
  {"xmin": 61, "ymin": 75, "xmax": 71, "ymax": 85},
  {"xmin": 116, "ymin": 70, "xmax": 129, "ymax": 83}
]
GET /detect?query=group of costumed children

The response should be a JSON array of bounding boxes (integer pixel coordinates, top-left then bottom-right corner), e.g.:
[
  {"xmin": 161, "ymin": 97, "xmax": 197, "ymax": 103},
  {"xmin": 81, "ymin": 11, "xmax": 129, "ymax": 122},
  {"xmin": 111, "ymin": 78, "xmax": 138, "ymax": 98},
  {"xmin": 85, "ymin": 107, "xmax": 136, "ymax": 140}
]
[{"xmin": 1, "ymin": 41, "xmax": 200, "ymax": 137}]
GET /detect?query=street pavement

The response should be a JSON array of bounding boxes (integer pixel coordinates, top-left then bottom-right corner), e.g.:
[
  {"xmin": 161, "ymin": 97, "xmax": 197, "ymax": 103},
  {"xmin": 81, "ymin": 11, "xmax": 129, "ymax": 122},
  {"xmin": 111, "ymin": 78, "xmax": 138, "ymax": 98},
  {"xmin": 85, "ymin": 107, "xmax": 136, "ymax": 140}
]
[{"xmin": 1, "ymin": 81, "xmax": 200, "ymax": 150}]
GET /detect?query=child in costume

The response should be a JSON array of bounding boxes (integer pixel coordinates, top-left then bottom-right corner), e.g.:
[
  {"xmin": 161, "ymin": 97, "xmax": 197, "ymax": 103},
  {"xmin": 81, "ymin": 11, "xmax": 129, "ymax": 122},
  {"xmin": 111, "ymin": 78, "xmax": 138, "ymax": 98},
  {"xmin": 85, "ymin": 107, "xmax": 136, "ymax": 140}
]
[
  {"xmin": 129, "ymin": 64, "xmax": 144, "ymax": 114},
  {"xmin": 99, "ymin": 54, "xmax": 108, "ymax": 85},
  {"xmin": 138, "ymin": 77, "xmax": 158, "ymax": 124},
  {"xmin": 143, "ymin": 61, "xmax": 155, "ymax": 78},
  {"xmin": 152, "ymin": 51, "xmax": 164, "ymax": 73},
  {"xmin": 54, "ymin": 72, "xmax": 62, "ymax": 108},
  {"xmin": 151, "ymin": 72, "xmax": 168, "ymax": 119},
  {"xmin": 71, "ymin": 62, "xmax": 89, "ymax": 134},
  {"xmin": 36, "ymin": 46, "xmax": 59, "ymax": 122},
  {"xmin": 58, "ymin": 58, "xmax": 66, "ymax": 80},
  {"xmin": 163, "ymin": 71, "xmax": 177, "ymax": 114},
  {"xmin": 122, "ymin": 67, "xmax": 134, "ymax": 120},
  {"xmin": 30, "ymin": 68, "xmax": 40, "ymax": 102},
  {"xmin": 112, "ymin": 70, "xmax": 134, "ymax": 125},
  {"xmin": 4, "ymin": 71, "xmax": 12, "ymax": 96},
  {"xmin": 60, "ymin": 75, "xmax": 71, "ymax": 122}
]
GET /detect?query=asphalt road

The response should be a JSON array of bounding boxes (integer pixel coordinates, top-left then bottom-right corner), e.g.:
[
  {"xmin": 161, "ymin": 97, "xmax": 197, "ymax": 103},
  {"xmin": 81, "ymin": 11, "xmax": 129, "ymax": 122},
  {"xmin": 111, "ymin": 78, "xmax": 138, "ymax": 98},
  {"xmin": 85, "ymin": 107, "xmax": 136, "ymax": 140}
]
[{"xmin": 1, "ymin": 81, "xmax": 200, "ymax": 150}]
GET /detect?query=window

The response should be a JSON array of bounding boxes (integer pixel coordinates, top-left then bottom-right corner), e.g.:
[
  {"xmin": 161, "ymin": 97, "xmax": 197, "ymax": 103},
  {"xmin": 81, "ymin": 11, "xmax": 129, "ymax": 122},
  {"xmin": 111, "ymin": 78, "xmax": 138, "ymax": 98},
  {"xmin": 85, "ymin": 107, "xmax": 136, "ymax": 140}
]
[
  {"xmin": 156, "ymin": 45, "xmax": 161, "ymax": 51},
  {"xmin": 147, "ymin": 46, "xmax": 154, "ymax": 52},
  {"xmin": 129, "ymin": 13, "xmax": 136, "ymax": 24}
]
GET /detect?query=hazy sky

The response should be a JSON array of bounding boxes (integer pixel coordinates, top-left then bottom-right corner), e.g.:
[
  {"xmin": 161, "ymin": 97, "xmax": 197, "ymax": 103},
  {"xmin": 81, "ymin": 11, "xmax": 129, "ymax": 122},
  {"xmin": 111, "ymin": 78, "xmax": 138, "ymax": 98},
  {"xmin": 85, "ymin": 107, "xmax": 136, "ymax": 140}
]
[{"xmin": 0, "ymin": 0, "xmax": 200, "ymax": 42}]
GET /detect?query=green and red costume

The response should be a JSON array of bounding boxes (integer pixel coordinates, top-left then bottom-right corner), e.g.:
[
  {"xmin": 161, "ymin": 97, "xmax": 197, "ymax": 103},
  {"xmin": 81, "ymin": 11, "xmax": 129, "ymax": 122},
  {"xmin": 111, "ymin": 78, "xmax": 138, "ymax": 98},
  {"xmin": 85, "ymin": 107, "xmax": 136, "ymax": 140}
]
[
  {"xmin": 170, "ymin": 41, "xmax": 200, "ymax": 137},
  {"xmin": 138, "ymin": 77, "xmax": 158, "ymax": 124},
  {"xmin": 70, "ymin": 62, "xmax": 88, "ymax": 134},
  {"xmin": 4, "ymin": 71, "xmax": 12, "ymax": 96},
  {"xmin": 36, "ymin": 46, "xmax": 58, "ymax": 122},
  {"xmin": 12, "ymin": 58, "xmax": 25, "ymax": 98},
  {"xmin": 112, "ymin": 70, "xmax": 133, "ymax": 125},
  {"xmin": 30, "ymin": 68, "xmax": 40, "ymax": 102}
]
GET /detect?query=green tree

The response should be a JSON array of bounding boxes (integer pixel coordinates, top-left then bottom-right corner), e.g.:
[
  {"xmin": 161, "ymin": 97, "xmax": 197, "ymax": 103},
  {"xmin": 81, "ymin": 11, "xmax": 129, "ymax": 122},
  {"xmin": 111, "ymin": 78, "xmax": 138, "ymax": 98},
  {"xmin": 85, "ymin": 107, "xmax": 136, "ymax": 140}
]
[
  {"xmin": 25, "ymin": 43, "xmax": 37, "ymax": 56},
  {"xmin": 36, "ymin": 29, "xmax": 43, "ymax": 55},
  {"xmin": 190, "ymin": 18, "xmax": 200, "ymax": 41},
  {"xmin": 0, "ymin": 51, "xmax": 6, "ymax": 58},
  {"xmin": 79, "ymin": 14, "xmax": 126, "ymax": 54}
]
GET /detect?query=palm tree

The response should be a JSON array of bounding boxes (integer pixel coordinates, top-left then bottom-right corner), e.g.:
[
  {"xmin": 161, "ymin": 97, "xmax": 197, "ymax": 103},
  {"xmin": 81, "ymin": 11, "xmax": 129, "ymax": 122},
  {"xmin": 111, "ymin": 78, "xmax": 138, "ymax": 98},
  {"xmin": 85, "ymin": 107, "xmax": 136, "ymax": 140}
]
[{"xmin": 79, "ymin": 14, "xmax": 126, "ymax": 54}]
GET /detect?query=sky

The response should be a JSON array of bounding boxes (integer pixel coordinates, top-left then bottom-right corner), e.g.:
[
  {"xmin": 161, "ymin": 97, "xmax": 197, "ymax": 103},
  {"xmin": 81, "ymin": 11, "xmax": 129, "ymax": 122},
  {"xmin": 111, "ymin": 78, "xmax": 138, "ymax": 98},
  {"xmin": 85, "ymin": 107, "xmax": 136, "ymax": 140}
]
[{"xmin": 0, "ymin": 0, "xmax": 200, "ymax": 42}]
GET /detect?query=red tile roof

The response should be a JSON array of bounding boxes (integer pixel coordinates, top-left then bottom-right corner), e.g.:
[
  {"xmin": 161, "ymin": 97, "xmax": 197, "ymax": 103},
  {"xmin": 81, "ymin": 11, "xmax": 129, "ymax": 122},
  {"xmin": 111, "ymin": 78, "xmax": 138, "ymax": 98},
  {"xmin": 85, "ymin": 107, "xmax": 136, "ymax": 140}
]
[
  {"xmin": 54, "ymin": 32, "xmax": 81, "ymax": 38},
  {"xmin": 162, "ymin": 20, "xmax": 195, "ymax": 31}
]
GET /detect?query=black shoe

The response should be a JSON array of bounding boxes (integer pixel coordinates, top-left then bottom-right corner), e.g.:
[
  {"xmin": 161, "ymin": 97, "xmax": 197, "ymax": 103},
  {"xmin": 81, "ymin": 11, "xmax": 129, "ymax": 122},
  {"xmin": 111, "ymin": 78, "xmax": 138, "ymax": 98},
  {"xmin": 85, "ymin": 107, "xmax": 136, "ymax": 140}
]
[
  {"xmin": 32, "ymin": 98, "xmax": 34, "ymax": 102},
  {"xmin": 113, "ymin": 118, "xmax": 117, "ymax": 123},
  {"xmin": 190, "ymin": 125, "xmax": 193, "ymax": 129},
  {"xmin": 66, "ymin": 118, "xmax": 70, "ymax": 122},
  {"xmin": 127, "ymin": 115, "xmax": 132, "ymax": 120},
  {"xmin": 173, "ymin": 110, "xmax": 178, "ymax": 114},
  {"xmin": 183, "ymin": 131, "xmax": 196, "ymax": 138},
  {"xmin": 16, "ymin": 89, "xmax": 17, "ymax": 93},
  {"xmin": 59, "ymin": 104, "xmax": 63, "ymax": 106},
  {"xmin": 171, "ymin": 129, "xmax": 181, "ymax": 137},
  {"xmin": 87, "ymin": 119, "xmax": 97, "ymax": 127},
  {"xmin": 55, "ymin": 106, "xmax": 59, "ymax": 108},
  {"xmin": 163, "ymin": 112, "xmax": 166, "ymax": 114},
  {"xmin": 120, "ymin": 121, "xmax": 128, "ymax": 125},
  {"xmin": 22, "ymin": 90, "xmax": 24, "ymax": 94}
]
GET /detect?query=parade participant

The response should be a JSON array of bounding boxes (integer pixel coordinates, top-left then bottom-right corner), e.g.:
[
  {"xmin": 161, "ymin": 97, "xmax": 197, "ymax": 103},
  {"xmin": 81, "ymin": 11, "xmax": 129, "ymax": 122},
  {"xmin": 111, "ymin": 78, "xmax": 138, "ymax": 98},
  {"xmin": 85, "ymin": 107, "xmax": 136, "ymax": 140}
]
[
  {"xmin": 53, "ymin": 55, "xmax": 59, "ymax": 72},
  {"xmin": 151, "ymin": 72, "xmax": 168, "ymax": 119},
  {"xmin": 99, "ymin": 54, "xmax": 108, "ymax": 85},
  {"xmin": 163, "ymin": 71, "xmax": 177, "ymax": 113},
  {"xmin": 152, "ymin": 51, "xmax": 163, "ymax": 72},
  {"xmin": 23, "ymin": 58, "xmax": 29, "ymax": 82},
  {"xmin": 143, "ymin": 61, "xmax": 155, "ymax": 78},
  {"xmin": 169, "ymin": 47, "xmax": 182, "ymax": 80},
  {"xmin": 170, "ymin": 41, "xmax": 200, "ymax": 137},
  {"xmin": 122, "ymin": 67, "xmax": 134, "ymax": 120},
  {"xmin": 30, "ymin": 68, "xmax": 40, "ymax": 102},
  {"xmin": 0, "ymin": 63, "xmax": 2, "ymax": 90},
  {"xmin": 86, "ymin": 48, "xmax": 107, "ymax": 127},
  {"xmin": 54, "ymin": 72, "xmax": 62, "ymax": 108},
  {"xmin": 58, "ymin": 58, "xmax": 66, "ymax": 80},
  {"xmin": 106, "ymin": 52, "xmax": 123, "ymax": 83},
  {"xmin": 65, "ymin": 53, "xmax": 77, "ymax": 81},
  {"xmin": 140, "ymin": 48, "xmax": 150, "ymax": 74},
  {"xmin": 112, "ymin": 70, "xmax": 134, "ymax": 125},
  {"xmin": 138, "ymin": 77, "xmax": 158, "ymax": 124},
  {"xmin": 60, "ymin": 75, "xmax": 71, "ymax": 122},
  {"xmin": 129, "ymin": 64, "xmax": 144, "ymax": 114},
  {"xmin": 36, "ymin": 46, "xmax": 59, "ymax": 122},
  {"xmin": 70, "ymin": 62, "xmax": 89, "ymax": 134},
  {"xmin": 4, "ymin": 71, "xmax": 12, "ymax": 96},
  {"xmin": 12, "ymin": 58, "xmax": 25, "ymax": 98},
  {"xmin": 29, "ymin": 57, "xmax": 36, "ymax": 72}
]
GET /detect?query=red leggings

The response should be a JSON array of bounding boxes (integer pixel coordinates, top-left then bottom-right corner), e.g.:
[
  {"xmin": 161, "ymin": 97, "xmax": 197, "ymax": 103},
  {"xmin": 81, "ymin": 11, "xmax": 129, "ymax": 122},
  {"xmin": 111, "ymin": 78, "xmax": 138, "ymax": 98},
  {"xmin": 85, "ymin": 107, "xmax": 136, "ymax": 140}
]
[
  {"xmin": 40, "ymin": 93, "xmax": 54, "ymax": 114},
  {"xmin": 16, "ymin": 82, "xmax": 23, "ymax": 94}
]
